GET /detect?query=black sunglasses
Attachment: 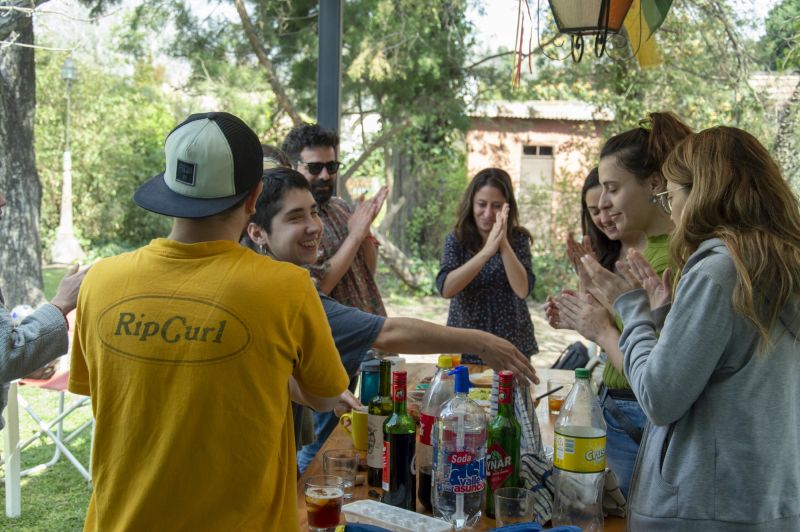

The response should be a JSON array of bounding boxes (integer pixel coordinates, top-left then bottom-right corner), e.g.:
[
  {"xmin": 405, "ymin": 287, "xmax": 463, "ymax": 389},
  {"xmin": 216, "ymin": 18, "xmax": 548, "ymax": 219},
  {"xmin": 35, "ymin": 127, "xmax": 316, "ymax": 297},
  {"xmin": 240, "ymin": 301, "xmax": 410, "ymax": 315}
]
[{"xmin": 298, "ymin": 160, "xmax": 342, "ymax": 176}]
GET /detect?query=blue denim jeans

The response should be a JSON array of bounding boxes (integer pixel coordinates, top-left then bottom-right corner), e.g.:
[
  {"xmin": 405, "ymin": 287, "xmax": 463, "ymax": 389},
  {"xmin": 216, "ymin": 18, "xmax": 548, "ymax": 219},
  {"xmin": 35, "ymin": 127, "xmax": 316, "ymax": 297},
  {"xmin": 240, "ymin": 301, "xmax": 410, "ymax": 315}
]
[
  {"xmin": 601, "ymin": 396, "xmax": 646, "ymax": 498},
  {"xmin": 296, "ymin": 409, "xmax": 339, "ymax": 474}
]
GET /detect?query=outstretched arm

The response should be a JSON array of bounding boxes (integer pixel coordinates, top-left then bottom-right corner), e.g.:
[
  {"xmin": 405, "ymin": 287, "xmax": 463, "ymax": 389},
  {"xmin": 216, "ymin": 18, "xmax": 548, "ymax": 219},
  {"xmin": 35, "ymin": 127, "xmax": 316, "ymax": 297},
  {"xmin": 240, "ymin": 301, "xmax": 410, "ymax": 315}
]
[{"xmin": 373, "ymin": 317, "xmax": 538, "ymax": 384}]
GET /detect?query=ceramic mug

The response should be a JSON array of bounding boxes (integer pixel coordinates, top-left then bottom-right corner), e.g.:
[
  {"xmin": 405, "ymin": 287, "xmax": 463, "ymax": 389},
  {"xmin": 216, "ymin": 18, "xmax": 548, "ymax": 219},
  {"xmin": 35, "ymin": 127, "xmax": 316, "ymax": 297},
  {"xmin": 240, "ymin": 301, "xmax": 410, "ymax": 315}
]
[{"xmin": 339, "ymin": 409, "xmax": 369, "ymax": 451}]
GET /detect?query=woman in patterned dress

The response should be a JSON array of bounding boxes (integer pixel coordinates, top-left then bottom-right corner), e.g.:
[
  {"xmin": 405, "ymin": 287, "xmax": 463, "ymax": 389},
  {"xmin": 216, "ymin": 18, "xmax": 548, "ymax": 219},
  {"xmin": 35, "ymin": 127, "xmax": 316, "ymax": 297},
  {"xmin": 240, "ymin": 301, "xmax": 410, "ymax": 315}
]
[{"xmin": 436, "ymin": 168, "xmax": 538, "ymax": 364}]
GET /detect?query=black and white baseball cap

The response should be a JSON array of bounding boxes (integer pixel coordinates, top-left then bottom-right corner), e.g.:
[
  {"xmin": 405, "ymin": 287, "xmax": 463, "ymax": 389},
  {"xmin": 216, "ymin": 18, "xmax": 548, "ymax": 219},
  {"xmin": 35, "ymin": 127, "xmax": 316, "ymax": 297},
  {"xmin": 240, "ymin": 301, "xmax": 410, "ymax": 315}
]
[{"xmin": 134, "ymin": 112, "xmax": 263, "ymax": 218}]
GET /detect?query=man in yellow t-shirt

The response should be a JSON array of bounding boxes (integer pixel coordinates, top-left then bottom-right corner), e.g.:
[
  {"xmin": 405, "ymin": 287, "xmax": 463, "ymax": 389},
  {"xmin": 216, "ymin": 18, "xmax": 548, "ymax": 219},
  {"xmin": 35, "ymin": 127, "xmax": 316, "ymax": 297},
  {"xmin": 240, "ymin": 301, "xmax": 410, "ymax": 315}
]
[{"xmin": 69, "ymin": 112, "xmax": 349, "ymax": 531}]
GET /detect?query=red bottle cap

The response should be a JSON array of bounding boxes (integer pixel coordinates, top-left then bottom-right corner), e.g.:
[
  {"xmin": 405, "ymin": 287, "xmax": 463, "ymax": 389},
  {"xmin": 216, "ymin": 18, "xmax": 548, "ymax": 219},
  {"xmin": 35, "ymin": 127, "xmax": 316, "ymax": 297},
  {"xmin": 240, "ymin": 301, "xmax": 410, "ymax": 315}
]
[
  {"xmin": 392, "ymin": 370, "xmax": 407, "ymax": 385},
  {"xmin": 498, "ymin": 371, "xmax": 514, "ymax": 386}
]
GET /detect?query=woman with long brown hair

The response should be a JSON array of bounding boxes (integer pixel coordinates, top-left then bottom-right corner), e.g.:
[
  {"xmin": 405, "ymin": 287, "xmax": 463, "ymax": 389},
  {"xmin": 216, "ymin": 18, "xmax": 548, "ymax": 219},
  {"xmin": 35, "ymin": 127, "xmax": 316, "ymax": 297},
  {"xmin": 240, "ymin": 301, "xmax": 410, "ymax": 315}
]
[
  {"xmin": 436, "ymin": 167, "xmax": 538, "ymax": 364},
  {"xmin": 582, "ymin": 126, "xmax": 800, "ymax": 531}
]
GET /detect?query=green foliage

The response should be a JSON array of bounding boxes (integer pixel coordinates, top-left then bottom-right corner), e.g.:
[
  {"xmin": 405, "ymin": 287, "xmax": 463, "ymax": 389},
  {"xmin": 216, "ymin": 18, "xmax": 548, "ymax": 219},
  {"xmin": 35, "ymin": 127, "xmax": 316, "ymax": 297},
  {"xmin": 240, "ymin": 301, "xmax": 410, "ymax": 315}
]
[
  {"xmin": 762, "ymin": 0, "xmax": 800, "ymax": 70},
  {"xmin": 42, "ymin": 267, "xmax": 68, "ymax": 300},
  {"xmin": 36, "ymin": 53, "xmax": 177, "ymax": 255},
  {"xmin": 531, "ymin": 247, "xmax": 576, "ymax": 302},
  {"xmin": 401, "ymin": 127, "xmax": 467, "ymax": 261}
]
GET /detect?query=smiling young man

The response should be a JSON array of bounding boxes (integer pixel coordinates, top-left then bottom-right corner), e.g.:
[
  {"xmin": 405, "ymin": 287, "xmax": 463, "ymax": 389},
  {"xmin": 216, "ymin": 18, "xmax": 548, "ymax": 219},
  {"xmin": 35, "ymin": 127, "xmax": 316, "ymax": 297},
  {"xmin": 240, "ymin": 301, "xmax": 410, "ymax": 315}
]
[
  {"xmin": 282, "ymin": 123, "xmax": 390, "ymax": 471},
  {"xmin": 68, "ymin": 113, "xmax": 349, "ymax": 531}
]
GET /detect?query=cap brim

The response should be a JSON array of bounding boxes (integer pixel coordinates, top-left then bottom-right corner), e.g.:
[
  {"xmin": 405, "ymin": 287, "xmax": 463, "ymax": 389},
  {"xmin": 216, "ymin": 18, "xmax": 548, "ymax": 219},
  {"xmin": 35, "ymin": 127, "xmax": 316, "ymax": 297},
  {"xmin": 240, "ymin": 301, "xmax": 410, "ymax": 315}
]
[{"xmin": 134, "ymin": 173, "xmax": 251, "ymax": 219}]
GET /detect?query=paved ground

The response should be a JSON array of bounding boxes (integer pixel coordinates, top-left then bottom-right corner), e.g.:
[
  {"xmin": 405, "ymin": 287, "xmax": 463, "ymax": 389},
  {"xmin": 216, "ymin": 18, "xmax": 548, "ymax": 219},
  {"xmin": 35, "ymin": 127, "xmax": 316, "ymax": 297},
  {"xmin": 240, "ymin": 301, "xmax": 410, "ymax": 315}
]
[{"xmin": 383, "ymin": 295, "xmax": 583, "ymax": 371}]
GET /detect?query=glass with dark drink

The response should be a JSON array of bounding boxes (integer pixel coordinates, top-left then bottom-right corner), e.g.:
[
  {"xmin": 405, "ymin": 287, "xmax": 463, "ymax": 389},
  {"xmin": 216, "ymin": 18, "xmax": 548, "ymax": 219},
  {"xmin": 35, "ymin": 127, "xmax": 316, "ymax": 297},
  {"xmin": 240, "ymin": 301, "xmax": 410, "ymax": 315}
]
[
  {"xmin": 305, "ymin": 475, "xmax": 344, "ymax": 531},
  {"xmin": 418, "ymin": 464, "xmax": 433, "ymax": 512}
]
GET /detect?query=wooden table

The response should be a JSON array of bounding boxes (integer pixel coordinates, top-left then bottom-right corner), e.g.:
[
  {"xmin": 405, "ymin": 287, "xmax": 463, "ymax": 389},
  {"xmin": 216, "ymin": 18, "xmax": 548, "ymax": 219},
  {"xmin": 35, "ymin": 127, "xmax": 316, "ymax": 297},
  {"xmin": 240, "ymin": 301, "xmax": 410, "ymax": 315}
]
[{"xmin": 298, "ymin": 363, "xmax": 626, "ymax": 531}]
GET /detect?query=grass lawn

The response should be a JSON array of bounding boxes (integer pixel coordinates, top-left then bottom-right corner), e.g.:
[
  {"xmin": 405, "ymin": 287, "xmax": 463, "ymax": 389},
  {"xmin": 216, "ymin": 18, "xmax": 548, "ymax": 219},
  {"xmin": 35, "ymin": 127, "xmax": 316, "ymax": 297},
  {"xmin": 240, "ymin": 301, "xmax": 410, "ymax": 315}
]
[{"xmin": 1, "ymin": 266, "xmax": 92, "ymax": 530}]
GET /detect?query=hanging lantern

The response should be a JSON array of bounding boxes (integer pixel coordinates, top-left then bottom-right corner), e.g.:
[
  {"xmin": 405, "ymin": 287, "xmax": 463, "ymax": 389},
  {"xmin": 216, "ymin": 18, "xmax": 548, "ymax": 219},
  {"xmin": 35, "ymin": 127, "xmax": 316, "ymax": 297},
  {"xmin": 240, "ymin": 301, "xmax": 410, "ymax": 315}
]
[{"xmin": 547, "ymin": 0, "xmax": 633, "ymax": 61}]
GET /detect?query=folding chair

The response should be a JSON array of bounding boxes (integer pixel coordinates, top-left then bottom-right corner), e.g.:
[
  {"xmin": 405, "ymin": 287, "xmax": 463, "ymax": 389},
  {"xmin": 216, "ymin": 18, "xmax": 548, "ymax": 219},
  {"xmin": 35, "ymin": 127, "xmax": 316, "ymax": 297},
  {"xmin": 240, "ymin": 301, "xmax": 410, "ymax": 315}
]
[{"xmin": 2, "ymin": 355, "xmax": 93, "ymax": 517}]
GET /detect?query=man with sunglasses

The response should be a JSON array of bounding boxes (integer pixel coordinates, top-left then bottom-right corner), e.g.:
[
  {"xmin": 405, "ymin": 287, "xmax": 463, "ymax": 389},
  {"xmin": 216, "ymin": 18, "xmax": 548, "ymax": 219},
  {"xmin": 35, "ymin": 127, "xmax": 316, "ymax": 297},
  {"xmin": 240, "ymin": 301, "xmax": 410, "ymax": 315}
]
[{"xmin": 283, "ymin": 123, "xmax": 389, "ymax": 473}]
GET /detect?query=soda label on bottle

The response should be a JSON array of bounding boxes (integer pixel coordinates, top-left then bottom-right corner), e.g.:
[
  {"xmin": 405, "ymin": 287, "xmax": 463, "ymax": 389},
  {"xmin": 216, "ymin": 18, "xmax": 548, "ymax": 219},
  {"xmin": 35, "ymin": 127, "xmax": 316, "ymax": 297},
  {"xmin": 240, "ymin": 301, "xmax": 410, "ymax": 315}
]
[
  {"xmin": 419, "ymin": 412, "xmax": 435, "ymax": 446},
  {"xmin": 486, "ymin": 442, "xmax": 513, "ymax": 490},
  {"xmin": 554, "ymin": 429, "xmax": 606, "ymax": 473},
  {"xmin": 382, "ymin": 440, "xmax": 390, "ymax": 491},
  {"xmin": 446, "ymin": 450, "xmax": 485, "ymax": 493}
]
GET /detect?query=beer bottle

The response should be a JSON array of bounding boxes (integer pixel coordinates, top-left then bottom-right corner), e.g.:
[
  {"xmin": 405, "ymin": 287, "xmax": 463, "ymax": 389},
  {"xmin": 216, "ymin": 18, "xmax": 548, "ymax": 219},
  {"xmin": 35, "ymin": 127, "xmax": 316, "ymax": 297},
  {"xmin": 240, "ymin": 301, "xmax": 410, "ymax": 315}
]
[
  {"xmin": 367, "ymin": 360, "xmax": 393, "ymax": 487},
  {"xmin": 485, "ymin": 370, "xmax": 521, "ymax": 519},
  {"xmin": 381, "ymin": 370, "xmax": 416, "ymax": 510}
]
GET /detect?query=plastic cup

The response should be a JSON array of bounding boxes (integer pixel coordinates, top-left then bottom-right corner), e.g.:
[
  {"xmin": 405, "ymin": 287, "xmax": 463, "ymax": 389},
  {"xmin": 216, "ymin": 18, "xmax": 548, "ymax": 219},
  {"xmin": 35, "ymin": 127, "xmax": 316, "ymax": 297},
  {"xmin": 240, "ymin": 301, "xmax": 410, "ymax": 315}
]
[
  {"xmin": 323, "ymin": 449, "xmax": 358, "ymax": 500},
  {"xmin": 305, "ymin": 475, "xmax": 344, "ymax": 531},
  {"xmin": 494, "ymin": 487, "xmax": 535, "ymax": 526}
]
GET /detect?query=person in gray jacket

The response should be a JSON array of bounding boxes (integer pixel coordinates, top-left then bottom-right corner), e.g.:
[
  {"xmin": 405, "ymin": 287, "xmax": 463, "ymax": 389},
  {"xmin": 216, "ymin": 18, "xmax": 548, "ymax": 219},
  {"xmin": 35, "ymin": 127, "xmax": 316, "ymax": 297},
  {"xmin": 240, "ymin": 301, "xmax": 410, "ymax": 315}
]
[
  {"xmin": 581, "ymin": 126, "xmax": 800, "ymax": 531},
  {"xmin": 0, "ymin": 190, "xmax": 88, "ymax": 429}
]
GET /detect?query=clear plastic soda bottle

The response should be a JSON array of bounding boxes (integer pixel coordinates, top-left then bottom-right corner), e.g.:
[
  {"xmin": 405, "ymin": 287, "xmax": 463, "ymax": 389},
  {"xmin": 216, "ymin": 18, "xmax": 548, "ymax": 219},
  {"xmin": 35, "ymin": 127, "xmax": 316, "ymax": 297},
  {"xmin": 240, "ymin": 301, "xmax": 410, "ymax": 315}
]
[
  {"xmin": 551, "ymin": 368, "xmax": 607, "ymax": 532},
  {"xmin": 432, "ymin": 366, "xmax": 487, "ymax": 529},
  {"xmin": 418, "ymin": 355, "xmax": 455, "ymax": 470}
]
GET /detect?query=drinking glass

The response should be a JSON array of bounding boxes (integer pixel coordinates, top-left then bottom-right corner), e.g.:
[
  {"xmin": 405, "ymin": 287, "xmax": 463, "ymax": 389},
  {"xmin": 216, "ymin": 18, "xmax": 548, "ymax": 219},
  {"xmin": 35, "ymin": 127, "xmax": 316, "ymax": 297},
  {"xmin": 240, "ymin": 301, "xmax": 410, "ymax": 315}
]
[
  {"xmin": 323, "ymin": 449, "xmax": 358, "ymax": 500},
  {"xmin": 547, "ymin": 378, "xmax": 572, "ymax": 415},
  {"xmin": 305, "ymin": 475, "xmax": 344, "ymax": 531},
  {"xmin": 494, "ymin": 487, "xmax": 535, "ymax": 526}
]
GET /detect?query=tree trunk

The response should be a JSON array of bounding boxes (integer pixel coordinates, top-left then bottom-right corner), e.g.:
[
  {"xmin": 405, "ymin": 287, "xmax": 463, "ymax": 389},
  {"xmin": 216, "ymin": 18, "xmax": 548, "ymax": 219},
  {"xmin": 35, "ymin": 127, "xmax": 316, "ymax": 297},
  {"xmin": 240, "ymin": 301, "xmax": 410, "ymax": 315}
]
[
  {"xmin": 0, "ymin": 16, "xmax": 45, "ymax": 307},
  {"xmin": 388, "ymin": 144, "xmax": 416, "ymax": 253},
  {"xmin": 773, "ymin": 78, "xmax": 800, "ymax": 197}
]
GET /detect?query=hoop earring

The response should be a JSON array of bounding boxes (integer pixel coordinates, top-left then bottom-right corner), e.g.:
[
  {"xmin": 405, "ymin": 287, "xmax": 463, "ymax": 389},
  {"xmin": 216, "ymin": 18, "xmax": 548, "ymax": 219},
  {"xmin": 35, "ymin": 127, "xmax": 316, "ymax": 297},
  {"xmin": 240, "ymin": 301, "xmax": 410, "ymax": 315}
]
[{"xmin": 259, "ymin": 243, "xmax": 266, "ymax": 255}]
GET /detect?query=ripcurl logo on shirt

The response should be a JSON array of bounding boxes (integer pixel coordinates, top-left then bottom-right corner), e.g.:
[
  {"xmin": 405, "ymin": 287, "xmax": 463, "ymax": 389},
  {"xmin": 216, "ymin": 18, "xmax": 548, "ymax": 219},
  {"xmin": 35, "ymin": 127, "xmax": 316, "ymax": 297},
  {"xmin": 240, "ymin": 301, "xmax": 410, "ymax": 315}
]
[{"xmin": 97, "ymin": 295, "xmax": 251, "ymax": 365}]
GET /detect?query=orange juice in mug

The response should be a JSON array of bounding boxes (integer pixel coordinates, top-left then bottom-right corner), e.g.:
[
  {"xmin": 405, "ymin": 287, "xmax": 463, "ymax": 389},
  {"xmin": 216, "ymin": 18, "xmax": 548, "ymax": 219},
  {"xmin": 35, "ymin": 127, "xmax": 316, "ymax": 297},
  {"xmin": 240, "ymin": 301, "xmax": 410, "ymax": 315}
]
[{"xmin": 339, "ymin": 409, "xmax": 369, "ymax": 451}]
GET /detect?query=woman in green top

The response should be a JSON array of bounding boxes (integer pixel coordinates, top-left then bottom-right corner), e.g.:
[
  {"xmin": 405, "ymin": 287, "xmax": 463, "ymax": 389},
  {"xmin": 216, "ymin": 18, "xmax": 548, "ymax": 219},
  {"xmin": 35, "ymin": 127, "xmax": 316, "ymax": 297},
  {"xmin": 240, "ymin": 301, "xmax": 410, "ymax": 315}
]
[{"xmin": 550, "ymin": 112, "xmax": 692, "ymax": 497}]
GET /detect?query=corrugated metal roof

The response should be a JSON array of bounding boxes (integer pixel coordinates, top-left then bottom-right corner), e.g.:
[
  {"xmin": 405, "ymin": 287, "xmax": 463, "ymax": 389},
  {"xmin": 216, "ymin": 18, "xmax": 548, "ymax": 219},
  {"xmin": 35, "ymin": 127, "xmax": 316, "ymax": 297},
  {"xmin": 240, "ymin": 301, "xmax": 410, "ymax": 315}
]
[{"xmin": 468, "ymin": 100, "xmax": 615, "ymax": 121}]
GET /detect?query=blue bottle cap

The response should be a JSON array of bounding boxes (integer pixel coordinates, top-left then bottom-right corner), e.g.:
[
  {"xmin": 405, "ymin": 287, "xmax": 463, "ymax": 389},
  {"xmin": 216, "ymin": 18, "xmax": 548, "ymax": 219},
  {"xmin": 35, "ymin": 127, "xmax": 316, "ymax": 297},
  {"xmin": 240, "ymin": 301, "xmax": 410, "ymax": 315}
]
[{"xmin": 448, "ymin": 365, "xmax": 471, "ymax": 394}]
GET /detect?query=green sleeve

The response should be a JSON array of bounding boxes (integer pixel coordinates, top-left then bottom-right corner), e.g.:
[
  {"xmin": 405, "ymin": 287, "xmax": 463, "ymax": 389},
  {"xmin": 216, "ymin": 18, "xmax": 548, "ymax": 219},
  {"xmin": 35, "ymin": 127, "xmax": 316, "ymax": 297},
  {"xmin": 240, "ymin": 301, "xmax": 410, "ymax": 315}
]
[{"xmin": 604, "ymin": 234, "xmax": 674, "ymax": 390}]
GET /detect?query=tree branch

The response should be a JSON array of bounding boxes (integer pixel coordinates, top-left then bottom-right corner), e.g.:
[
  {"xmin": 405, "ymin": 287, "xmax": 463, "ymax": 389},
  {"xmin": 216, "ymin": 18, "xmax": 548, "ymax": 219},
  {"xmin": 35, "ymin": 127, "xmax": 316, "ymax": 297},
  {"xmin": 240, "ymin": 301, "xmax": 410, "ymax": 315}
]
[
  {"xmin": 233, "ymin": 0, "xmax": 302, "ymax": 126},
  {"xmin": 377, "ymin": 195, "xmax": 405, "ymax": 235},
  {"xmin": 0, "ymin": 0, "xmax": 50, "ymax": 41},
  {"xmin": 341, "ymin": 118, "xmax": 411, "ymax": 183},
  {"xmin": 373, "ymin": 230, "xmax": 429, "ymax": 290}
]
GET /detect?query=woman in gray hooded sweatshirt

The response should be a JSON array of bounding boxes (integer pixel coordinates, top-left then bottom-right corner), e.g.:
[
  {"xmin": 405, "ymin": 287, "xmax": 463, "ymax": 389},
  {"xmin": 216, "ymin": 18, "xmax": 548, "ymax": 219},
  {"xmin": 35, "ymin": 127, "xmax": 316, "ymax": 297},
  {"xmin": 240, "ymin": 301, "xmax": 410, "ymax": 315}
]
[{"xmin": 582, "ymin": 126, "xmax": 800, "ymax": 531}]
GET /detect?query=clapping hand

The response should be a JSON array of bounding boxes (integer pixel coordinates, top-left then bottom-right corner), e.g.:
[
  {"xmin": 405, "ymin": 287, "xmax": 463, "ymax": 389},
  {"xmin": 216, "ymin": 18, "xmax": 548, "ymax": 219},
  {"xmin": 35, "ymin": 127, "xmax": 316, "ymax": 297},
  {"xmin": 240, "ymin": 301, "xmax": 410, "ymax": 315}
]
[
  {"xmin": 620, "ymin": 249, "xmax": 672, "ymax": 309},
  {"xmin": 580, "ymin": 254, "xmax": 638, "ymax": 308},
  {"xmin": 545, "ymin": 289, "xmax": 577, "ymax": 329},
  {"xmin": 554, "ymin": 291, "xmax": 615, "ymax": 344},
  {"xmin": 348, "ymin": 186, "xmax": 389, "ymax": 241},
  {"xmin": 566, "ymin": 233, "xmax": 595, "ymax": 272},
  {"xmin": 481, "ymin": 204, "xmax": 509, "ymax": 258}
]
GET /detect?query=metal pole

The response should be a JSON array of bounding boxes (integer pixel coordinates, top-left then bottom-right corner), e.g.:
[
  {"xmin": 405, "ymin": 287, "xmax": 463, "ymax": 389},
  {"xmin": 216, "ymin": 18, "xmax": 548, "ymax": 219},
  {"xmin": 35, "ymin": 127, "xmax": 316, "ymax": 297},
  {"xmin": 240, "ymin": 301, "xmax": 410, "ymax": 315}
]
[
  {"xmin": 317, "ymin": 0, "xmax": 343, "ymax": 193},
  {"xmin": 51, "ymin": 72, "xmax": 84, "ymax": 264},
  {"xmin": 60, "ymin": 80, "xmax": 73, "ymax": 233}
]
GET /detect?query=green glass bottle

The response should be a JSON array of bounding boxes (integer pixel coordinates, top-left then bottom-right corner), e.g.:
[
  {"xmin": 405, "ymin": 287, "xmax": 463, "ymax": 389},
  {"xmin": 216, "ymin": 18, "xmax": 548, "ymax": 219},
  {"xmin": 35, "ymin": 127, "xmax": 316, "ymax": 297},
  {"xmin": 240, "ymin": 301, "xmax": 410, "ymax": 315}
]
[
  {"xmin": 367, "ymin": 360, "xmax": 393, "ymax": 487},
  {"xmin": 381, "ymin": 370, "xmax": 417, "ymax": 510},
  {"xmin": 485, "ymin": 370, "xmax": 521, "ymax": 519}
]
